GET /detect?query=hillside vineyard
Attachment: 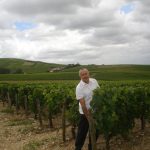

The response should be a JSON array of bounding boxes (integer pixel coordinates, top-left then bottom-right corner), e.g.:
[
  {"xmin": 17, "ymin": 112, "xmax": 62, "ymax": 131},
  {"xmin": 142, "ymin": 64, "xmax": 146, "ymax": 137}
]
[{"xmin": 0, "ymin": 81, "xmax": 150, "ymax": 150}]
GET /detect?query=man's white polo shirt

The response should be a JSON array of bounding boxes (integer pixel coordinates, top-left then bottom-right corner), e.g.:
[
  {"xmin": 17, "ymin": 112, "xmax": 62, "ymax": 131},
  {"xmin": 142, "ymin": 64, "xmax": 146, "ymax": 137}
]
[{"xmin": 76, "ymin": 78, "xmax": 100, "ymax": 114}]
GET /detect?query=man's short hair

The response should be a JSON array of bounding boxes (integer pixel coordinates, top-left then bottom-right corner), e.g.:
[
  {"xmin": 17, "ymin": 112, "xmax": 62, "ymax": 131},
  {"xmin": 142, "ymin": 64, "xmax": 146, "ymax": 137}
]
[{"xmin": 79, "ymin": 68, "xmax": 89, "ymax": 76}]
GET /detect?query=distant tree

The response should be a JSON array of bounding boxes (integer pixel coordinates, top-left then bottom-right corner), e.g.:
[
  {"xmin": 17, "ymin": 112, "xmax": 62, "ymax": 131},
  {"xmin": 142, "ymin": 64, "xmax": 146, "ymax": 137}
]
[
  {"xmin": 0, "ymin": 68, "xmax": 10, "ymax": 74},
  {"xmin": 65, "ymin": 63, "xmax": 81, "ymax": 69},
  {"xmin": 11, "ymin": 68, "xmax": 23, "ymax": 74}
]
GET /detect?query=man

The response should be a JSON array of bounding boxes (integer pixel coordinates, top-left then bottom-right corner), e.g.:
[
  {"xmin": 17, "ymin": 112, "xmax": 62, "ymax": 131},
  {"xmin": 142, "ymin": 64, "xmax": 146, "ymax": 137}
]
[{"xmin": 75, "ymin": 68, "xmax": 100, "ymax": 150}]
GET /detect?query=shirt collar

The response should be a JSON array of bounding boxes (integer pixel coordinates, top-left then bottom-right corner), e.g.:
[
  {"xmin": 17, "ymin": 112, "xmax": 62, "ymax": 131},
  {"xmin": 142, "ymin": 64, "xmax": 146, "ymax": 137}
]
[{"xmin": 80, "ymin": 78, "xmax": 91, "ymax": 86}]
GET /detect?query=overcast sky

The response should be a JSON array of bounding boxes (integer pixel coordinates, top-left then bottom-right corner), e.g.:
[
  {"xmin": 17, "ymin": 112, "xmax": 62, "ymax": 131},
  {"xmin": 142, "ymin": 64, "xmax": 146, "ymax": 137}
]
[{"xmin": 0, "ymin": 0, "xmax": 150, "ymax": 65}]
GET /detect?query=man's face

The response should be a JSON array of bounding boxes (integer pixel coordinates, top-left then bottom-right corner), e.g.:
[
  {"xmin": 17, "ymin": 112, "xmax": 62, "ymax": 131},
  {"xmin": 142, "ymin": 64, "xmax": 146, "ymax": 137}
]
[{"xmin": 80, "ymin": 70, "xmax": 90, "ymax": 83}]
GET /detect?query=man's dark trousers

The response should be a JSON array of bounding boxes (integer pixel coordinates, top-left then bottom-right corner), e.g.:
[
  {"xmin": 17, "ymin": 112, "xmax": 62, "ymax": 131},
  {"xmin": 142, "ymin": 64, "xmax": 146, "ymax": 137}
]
[{"xmin": 75, "ymin": 114, "xmax": 99, "ymax": 150}]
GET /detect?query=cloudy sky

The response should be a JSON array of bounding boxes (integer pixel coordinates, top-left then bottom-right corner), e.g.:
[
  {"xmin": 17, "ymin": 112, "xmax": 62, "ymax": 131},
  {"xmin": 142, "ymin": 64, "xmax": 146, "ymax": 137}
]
[{"xmin": 0, "ymin": 0, "xmax": 150, "ymax": 64}]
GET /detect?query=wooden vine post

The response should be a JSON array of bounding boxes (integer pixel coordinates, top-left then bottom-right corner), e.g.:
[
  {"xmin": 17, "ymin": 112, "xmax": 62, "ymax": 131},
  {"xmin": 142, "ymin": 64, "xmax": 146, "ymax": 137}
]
[
  {"xmin": 48, "ymin": 111, "xmax": 53, "ymax": 128},
  {"xmin": 89, "ymin": 112, "xmax": 97, "ymax": 150},
  {"xmin": 62, "ymin": 99, "xmax": 66, "ymax": 142},
  {"xmin": 15, "ymin": 93, "xmax": 19, "ymax": 114},
  {"xmin": 36, "ymin": 98, "xmax": 43, "ymax": 127},
  {"xmin": 24, "ymin": 95, "xmax": 28, "ymax": 116},
  {"xmin": 7, "ymin": 92, "xmax": 11, "ymax": 109}
]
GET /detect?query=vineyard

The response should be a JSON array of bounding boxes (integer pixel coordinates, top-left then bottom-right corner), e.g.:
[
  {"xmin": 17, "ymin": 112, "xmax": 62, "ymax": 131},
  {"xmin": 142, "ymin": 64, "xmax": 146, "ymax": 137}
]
[{"xmin": 0, "ymin": 80, "xmax": 150, "ymax": 150}]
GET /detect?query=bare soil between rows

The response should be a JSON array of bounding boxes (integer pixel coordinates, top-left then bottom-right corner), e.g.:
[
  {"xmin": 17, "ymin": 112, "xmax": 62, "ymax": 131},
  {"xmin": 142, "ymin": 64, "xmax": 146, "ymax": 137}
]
[{"xmin": 0, "ymin": 102, "xmax": 150, "ymax": 150}]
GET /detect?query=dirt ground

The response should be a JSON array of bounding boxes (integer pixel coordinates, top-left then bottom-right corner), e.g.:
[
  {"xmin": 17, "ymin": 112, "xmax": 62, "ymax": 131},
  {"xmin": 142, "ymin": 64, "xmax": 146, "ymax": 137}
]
[{"xmin": 0, "ymin": 102, "xmax": 150, "ymax": 150}]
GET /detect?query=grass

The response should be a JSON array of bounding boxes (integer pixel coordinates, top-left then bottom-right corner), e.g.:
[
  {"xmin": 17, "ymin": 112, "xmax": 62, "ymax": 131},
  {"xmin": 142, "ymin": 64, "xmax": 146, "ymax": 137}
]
[
  {"xmin": 0, "ymin": 72, "xmax": 79, "ymax": 81},
  {"xmin": 18, "ymin": 126, "xmax": 35, "ymax": 134},
  {"xmin": 7, "ymin": 118, "xmax": 33, "ymax": 126},
  {"xmin": 23, "ymin": 139, "xmax": 49, "ymax": 150},
  {"xmin": 0, "ymin": 108, "xmax": 14, "ymax": 114},
  {"xmin": 23, "ymin": 141, "xmax": 44, "ymax": 150},
  {"xmin": 0, "ymin": 58, "xmax": 65, "ymax": 73},
  {"xmin": 0, "ymin": 70, "xmax": 149, "ymax": 81},
  {"xmin": 0, "ymin": 58, "xmax": 149, "ymax": 80}
]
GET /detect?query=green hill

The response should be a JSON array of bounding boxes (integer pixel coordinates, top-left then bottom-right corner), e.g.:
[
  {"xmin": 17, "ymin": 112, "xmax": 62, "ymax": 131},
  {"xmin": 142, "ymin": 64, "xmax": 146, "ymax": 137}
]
[
  {"xmin": 0, "ymin": 58, "xmax": 65, "ymax": 73},
  {"xmin": 62, "ymin": 64, "xmax": 150, "ymax": 72},
  {"xmin": 0, "ymin": 58, "xmax": 150, "ymax": 81}
]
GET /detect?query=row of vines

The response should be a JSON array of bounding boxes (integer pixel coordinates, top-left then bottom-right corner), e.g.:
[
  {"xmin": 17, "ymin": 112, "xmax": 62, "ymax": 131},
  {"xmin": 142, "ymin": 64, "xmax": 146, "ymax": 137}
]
[
  {"xmin": 0, "ymin": 82, "xmax": 79, "ymax": 142},
  {"xmin": 0, "ymin": 80, "xmax": 150, "ymax": 150}
]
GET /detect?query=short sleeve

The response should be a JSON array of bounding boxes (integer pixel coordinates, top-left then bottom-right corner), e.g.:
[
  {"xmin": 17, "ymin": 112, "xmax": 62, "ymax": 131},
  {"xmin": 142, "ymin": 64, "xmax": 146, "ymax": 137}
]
[
  {"xmin": 76, "ymin": 87, "xmax": 84, "ymax": 100},
  {"xmin": 95, "ymin": 80, "xmax": 100, "ymax": 88}
]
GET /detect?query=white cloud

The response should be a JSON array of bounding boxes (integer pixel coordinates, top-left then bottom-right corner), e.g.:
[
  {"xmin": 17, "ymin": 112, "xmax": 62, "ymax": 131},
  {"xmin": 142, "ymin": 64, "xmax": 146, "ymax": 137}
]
[{"xmin": 0, "ymin": 0, "xmax": 150, "ymax": 64}]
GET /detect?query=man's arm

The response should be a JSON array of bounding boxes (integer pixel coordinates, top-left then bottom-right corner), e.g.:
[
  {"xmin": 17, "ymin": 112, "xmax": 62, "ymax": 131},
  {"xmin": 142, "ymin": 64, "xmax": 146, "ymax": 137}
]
[{"xmin": 79, "ymin": 98, "xmax": 90, "ymax": 121}]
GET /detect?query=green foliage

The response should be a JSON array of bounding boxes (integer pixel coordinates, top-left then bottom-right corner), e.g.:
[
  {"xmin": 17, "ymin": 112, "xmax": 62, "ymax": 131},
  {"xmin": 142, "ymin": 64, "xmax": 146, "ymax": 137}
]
[
  {"xmin": 66, "ymin": 99, "xmax": 79, "ymax": 126},
  {"xmin": 0, "ymin": 80, "xmax": 150, "ymax": 148},
  {"xmin": 91, "ymin": 83, "xmax": 150, "ymax": 148}
]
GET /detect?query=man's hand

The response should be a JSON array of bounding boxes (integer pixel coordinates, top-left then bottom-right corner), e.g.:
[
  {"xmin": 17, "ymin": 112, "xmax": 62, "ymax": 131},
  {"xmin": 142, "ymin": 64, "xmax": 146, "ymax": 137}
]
[{"xmin": 79, "ymin": 99, "xmax": 91, "ymax": 122}]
